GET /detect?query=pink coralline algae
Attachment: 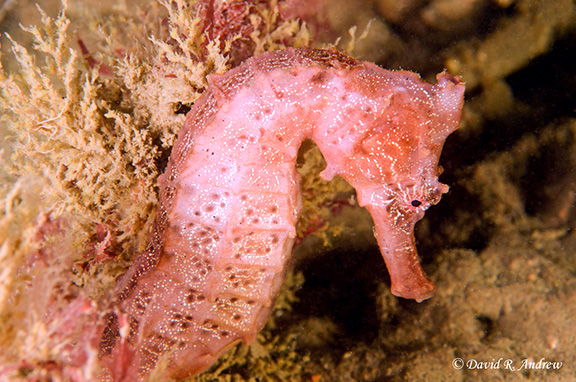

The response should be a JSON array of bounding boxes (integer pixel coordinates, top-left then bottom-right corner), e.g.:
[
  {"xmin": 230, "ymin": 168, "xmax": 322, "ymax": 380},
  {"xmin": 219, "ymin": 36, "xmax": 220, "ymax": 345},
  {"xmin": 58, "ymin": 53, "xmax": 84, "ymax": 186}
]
[{"xmin": 100, "ymin": 47, "xmax": 465, "ymax": 381}]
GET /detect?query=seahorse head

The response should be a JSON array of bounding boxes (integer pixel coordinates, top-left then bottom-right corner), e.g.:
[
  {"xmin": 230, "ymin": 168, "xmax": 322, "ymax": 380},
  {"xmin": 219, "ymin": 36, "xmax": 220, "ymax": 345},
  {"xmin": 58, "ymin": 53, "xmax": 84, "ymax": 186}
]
[{"xmin": 317, "ymin": 67, "xmax": 465, "ymax": 302}]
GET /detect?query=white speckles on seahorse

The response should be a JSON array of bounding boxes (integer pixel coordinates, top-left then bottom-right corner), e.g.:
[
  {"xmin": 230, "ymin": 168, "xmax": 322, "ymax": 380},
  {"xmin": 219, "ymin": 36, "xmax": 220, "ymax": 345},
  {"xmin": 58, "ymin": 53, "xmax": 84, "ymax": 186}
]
[{"xmin": 99, "ymin": 47, "xmax": 465, "ymax": 381}]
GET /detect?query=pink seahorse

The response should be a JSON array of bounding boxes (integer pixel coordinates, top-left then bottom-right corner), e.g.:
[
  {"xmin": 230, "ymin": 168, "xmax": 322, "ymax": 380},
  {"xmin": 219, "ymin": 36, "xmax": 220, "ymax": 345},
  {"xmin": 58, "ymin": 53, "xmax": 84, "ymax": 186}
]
[{"xmin": 100, "ymin": 47, "xmax": 465, "ymax": 381}]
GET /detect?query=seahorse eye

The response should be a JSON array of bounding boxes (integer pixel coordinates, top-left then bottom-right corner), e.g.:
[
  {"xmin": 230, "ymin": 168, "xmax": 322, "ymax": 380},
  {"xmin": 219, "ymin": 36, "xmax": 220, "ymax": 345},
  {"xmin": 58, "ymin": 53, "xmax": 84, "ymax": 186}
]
[{"xmin": 411, "ymin": 200, "xmax": 422, "ymax": 207}]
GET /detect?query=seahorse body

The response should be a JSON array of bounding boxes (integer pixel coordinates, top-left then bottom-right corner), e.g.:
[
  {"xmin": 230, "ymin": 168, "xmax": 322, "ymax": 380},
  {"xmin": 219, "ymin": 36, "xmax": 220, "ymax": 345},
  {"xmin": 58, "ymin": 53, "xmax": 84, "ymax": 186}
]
[{"xmin": 100, "ymin": 47, "xmax": 465, "ymax": 381}]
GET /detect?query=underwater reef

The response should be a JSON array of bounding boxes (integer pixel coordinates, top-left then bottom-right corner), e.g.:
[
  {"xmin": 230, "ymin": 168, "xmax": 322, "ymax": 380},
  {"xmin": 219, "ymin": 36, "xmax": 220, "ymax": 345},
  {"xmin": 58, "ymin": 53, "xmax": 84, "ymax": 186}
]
[{"xmin": 1, "ymin": 0, "xmax": 575, "ymax": 381}]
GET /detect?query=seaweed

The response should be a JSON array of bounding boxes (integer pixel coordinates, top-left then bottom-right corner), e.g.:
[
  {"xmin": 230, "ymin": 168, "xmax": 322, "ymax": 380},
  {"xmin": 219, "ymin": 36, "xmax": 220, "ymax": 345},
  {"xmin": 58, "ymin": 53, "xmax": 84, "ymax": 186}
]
[{"xmin": 0, "ymin": 1, "xmax": 315, "ymax": 380}]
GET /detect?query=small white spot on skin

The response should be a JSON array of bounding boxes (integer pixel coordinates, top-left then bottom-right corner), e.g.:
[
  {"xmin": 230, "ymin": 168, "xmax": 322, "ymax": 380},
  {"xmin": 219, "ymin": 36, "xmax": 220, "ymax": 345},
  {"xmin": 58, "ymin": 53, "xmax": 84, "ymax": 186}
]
[{"xmin": 118, "ymin": 314, "xmax": 130, "ymax": 339}]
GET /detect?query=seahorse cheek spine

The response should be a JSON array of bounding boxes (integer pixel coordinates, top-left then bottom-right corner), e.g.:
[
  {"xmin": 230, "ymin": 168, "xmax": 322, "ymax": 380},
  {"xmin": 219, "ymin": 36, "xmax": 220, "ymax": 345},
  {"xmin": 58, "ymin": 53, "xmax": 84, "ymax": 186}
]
[{"xmin": 101, "ymin": 48, "xmax": 465, "ymax": 381}]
